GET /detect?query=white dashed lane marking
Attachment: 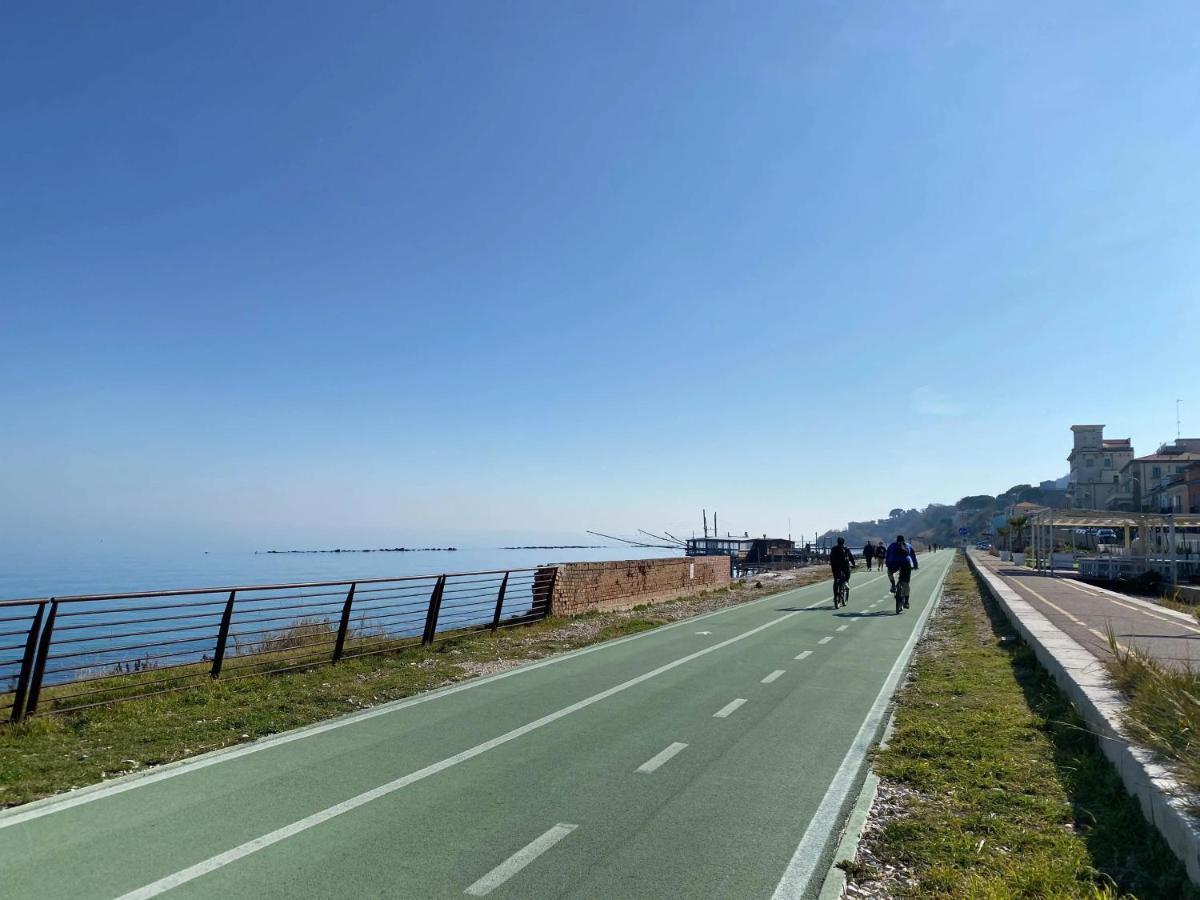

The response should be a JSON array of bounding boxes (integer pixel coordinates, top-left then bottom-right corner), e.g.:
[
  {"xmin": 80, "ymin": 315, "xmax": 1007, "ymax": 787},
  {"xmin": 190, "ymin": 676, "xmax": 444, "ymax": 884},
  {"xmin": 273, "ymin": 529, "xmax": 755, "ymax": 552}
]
[
  {"xmin": 713, "ymin": 699, "xmax": 747, "ymax": 718},
  {"xmin": 464, "ymin": 824, "xmax": 578, "ymax": 896},
  {"xmin": 637, "ymin": 742, "xmax": 688, "ymax": 774}
]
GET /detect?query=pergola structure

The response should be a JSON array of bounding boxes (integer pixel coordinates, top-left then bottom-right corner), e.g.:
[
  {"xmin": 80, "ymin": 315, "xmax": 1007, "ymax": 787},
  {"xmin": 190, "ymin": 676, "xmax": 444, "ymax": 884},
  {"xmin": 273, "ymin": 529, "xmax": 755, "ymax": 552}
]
[{"xmin": 1021, "ymin": 507, "xmax": 1200, "ymax": 584}]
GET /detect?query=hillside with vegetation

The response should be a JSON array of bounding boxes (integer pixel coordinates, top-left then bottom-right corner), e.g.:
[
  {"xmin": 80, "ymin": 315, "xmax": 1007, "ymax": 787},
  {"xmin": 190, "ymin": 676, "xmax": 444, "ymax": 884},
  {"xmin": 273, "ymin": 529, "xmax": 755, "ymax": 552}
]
[{"xmin": 822, "ymin": 481, "xmax": 1064, "ymax": 549}]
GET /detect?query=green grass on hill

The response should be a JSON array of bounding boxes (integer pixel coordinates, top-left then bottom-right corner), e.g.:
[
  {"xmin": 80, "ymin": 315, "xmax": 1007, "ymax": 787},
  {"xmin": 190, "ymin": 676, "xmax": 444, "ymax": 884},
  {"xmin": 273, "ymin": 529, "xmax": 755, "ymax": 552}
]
[{"xmin": 854, "ymin": 557, "xmax": 1198, "ymax": 899}]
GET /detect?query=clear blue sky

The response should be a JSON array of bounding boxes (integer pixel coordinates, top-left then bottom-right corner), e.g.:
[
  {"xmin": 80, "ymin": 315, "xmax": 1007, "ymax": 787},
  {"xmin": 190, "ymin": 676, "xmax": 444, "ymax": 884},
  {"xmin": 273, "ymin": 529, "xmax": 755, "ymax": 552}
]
[{"xmin": 2, "ymin": 1, "xmax": 1198, "ymax": 552}]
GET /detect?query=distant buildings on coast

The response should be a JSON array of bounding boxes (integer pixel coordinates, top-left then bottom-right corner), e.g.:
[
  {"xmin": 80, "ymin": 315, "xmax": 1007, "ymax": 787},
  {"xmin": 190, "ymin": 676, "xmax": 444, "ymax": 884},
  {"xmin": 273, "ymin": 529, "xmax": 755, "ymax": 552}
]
[{"xmin": 1067, "ymin": 424, "xmax": 1200, "ymax": 514}]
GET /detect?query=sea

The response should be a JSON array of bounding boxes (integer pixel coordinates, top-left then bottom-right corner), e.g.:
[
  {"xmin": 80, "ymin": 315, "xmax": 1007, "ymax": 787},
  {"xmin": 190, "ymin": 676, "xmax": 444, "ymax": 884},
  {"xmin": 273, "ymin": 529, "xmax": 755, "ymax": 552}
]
[
  {"xmin": 0, "ymin": 543, "xmax": 684, "ymax": 691},
  {"xmin": 0, "ymin": 544, "xmax": 682, "ymax": 602}
]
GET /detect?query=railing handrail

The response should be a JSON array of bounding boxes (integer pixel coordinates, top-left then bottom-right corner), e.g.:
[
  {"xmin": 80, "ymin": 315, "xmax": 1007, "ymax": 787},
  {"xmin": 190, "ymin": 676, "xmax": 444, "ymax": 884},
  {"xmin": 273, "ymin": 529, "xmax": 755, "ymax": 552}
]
[
  {"xmin": 0, "ymin": 566, "xmax": 548, "ymax": 608},
  {"xmin": 2, "ymin": 563, "xmax": 559, "ymax": 722}
]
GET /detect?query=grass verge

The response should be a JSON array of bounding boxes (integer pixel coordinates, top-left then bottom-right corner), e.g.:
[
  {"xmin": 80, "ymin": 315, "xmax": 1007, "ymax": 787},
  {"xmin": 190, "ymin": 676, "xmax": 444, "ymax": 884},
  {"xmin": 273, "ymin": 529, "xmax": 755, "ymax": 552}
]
[
  {"xmin": 1107, "ymin": 638, "xmax": 1200, "ymax": 811},
  {"xmin": 0, "ymin": 569, "xmax": 828, "ymax": 809},
  {"xmin": 848, "ymin": 556, "xmax": 1198, "ymax": 899}
]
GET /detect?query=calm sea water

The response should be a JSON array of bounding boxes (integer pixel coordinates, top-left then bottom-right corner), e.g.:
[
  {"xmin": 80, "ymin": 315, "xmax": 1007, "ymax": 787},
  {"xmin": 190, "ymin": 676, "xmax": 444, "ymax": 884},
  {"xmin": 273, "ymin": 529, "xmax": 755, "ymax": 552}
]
[
  {"xmin": 0, "ymin": 544, "xmax": 684, "ymax": 690},
  {"xmin": 0, "ymin": 545, "xmax": 682, "ymax": 601}
]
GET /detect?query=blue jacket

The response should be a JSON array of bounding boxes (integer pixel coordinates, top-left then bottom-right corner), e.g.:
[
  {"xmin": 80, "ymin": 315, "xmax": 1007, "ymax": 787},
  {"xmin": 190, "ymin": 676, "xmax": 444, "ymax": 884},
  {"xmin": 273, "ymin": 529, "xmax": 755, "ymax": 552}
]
[{"xmin": 886, "ymin": 540, "xmax": 917, "ymax": 569}]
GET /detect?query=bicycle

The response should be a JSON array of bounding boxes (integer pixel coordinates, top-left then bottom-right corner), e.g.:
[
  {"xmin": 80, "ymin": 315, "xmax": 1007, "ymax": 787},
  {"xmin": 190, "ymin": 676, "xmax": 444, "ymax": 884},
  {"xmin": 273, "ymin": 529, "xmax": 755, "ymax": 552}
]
[
  {"xmin": 894, "ymin": 567, "xmax": 915, "ymax": 614},
  {"xmin": 833, "ymin": 573, "xmax": 849, "ymax": 609}
]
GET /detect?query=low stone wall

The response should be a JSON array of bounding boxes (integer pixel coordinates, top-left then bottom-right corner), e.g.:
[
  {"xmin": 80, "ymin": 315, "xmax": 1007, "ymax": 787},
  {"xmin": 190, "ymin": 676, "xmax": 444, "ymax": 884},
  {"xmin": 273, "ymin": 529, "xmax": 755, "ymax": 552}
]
[{"xmin": 549, "ymin": 556, "xmax": 731, "ymax": 617}]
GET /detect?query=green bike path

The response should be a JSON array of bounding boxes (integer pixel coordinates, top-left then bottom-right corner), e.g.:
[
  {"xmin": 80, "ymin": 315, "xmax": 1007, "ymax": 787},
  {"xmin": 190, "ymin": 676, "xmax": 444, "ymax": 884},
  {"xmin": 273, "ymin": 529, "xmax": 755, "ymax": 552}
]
[{"xmin": 0, "ymin": 551, "xmax": 954, "ymax": 899}]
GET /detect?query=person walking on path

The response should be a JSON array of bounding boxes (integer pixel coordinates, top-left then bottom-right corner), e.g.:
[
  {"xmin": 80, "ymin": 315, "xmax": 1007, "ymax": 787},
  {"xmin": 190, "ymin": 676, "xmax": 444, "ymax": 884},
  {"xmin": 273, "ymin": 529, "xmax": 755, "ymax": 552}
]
[{"xmin": 862, "ymin": 540, "xmax": 875, "ymax": 570}]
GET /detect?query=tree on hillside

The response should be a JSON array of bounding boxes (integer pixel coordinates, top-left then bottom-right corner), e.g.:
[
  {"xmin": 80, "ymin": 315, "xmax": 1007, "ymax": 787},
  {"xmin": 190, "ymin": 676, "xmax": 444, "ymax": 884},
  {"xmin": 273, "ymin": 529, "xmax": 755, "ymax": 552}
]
[
  {"xmin": 888, "ymin": 508, "xmax": 904, "ymax": 519},
  {"xmin": 956, "ymin": 495, "xmax": 995, "ymax": 510}
]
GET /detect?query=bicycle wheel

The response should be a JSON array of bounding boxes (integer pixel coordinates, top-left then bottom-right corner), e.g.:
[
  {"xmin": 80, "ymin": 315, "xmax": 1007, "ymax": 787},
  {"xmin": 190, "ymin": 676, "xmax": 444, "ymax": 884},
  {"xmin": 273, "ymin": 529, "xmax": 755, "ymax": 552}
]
[{"xmin": 895, "ymin": 584, "xmax": 904, "ymax": 614}]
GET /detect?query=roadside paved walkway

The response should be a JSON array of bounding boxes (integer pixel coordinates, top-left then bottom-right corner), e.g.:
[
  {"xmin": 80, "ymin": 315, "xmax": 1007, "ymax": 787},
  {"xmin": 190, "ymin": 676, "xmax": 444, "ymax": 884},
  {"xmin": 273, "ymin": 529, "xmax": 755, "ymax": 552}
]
[{"xmin": 974, "ymin": 554, "xmax": 1200, "ymax": 670}]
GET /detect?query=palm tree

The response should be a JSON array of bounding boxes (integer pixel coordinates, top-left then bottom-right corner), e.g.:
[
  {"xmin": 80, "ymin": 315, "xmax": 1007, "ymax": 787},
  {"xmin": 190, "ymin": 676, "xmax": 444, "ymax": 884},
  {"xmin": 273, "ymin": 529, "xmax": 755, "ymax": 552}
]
[{"xmin": 1008, "ymin": 516, "xmax": 1029, "ymax": 553}]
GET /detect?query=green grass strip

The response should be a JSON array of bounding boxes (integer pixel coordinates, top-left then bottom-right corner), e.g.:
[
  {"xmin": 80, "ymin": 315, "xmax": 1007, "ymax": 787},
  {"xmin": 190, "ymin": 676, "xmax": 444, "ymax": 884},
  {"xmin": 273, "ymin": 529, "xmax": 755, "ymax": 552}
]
[{"xmin": 858, "ymin": 558, "xmax": 1198, "ymax": 899}]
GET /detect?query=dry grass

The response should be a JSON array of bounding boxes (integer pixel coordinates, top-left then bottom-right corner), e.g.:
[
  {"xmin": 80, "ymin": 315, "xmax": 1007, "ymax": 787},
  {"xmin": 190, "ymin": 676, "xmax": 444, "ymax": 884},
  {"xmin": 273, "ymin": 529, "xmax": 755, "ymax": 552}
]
[{"xmin": 1107, "ymin": 635, "xmax": 1200, "ymax": 810}]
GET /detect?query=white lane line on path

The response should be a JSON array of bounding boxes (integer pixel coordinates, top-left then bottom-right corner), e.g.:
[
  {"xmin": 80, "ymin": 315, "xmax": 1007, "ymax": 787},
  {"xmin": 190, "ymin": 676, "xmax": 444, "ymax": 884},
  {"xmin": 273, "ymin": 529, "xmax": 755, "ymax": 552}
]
[
  {"xmin": 1006, "ymin": 580, "xmax": 1130, "ymax": 653},
  {"xmin": 637, "ymin": 742, "xmax": 688, "ymax": 774},
  {"xmin": 771, "ymin": 556, "xmax": 953, "ymax": 900},
  {"xmin": 115, "ymin": 608, "xmax": 813, "ymax": 900},
  {"xmin": 818, "ymin": 636, "xmax": 833, "ymax": 645},
  {"xmin": 1061, "ymin": 580, "xmax": 1200, "ymax": 632},
  {"xmin": 761, "ymin": 670, "xmax": 786, "ymax": 684},
  {"xmin": 3, "ymin": 570, "xmax": 861, "ymax": 832},
  {"xmin": 836, "ymin": 625, "xmax": 848, "ymax": 632},
  {"xmin": 713, "ymin": 698, "xmax": 747, "ymax": 718},
  {"xmin": 463, "ymin": 824, "xmax": 577, "ymax": 896},
  {"xmin": 794, "ymin": 651, "xmax": 813, "ymax": 661}
]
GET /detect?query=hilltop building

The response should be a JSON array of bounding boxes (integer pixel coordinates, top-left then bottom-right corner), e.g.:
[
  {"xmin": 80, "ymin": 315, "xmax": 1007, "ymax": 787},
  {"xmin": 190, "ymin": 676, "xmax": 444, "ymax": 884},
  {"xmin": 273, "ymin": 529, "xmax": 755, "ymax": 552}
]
[{"xmin": 1066, "ymin": 425, "xmax": 1134, "ymax": 510}]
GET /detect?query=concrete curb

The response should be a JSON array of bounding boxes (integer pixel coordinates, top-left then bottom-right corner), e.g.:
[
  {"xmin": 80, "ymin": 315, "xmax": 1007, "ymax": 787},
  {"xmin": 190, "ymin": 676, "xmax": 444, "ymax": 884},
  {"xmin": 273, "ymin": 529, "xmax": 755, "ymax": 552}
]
[
  {"xmin": 817, "ymin": 771, "xmax": 880, "ymax": 900},
  {"xmin": 965, "ymin": 551, "xmax": 1200, "ymax": 886}
]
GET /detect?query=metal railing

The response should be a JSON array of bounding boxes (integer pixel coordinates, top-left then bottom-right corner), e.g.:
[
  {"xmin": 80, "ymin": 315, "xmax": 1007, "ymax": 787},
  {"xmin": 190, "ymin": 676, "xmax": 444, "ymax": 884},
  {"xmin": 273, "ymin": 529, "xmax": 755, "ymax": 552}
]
[{"xmin": 0, "ymin": 566, "xmax": 557, "ymax": 722}]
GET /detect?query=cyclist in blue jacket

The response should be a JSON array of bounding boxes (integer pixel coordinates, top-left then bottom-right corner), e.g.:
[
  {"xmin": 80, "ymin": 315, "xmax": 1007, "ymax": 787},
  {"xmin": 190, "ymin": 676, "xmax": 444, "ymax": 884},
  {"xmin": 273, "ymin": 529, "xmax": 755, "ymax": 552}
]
[{"xmin": 885, "ymin": 534, "xmax": 918, "ymax": 605}]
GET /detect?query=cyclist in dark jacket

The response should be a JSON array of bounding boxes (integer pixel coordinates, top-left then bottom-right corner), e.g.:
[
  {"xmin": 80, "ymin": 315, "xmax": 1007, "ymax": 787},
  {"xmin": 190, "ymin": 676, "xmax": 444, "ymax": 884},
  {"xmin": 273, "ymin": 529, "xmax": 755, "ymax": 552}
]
[
  {"xmin": 830, "ymin": 537, "xmax": 856, "ymax": 602},
  {"xmin": 885, "ymin": 534, "xmax": 918, "ymax": 604}
]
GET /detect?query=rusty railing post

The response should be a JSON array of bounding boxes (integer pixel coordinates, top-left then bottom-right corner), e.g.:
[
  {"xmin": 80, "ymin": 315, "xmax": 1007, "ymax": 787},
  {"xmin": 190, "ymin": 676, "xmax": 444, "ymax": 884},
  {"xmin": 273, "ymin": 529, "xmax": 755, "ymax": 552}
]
[
  {"xmin": 211, "ymin": 590, "xmax": 237, "ymax": 679},
  {"xmin": 9, "ymin": 603, "xmax": 46, "ymax": 723},
  {"xmin": 421, "ymin": 576, "xmax": 446, "ymax": 647},
  {"xmin": 24, "ymin": 599, "xmax": 58, "ymax": 717},
  {"xmin": 332, "ymin": 582, "xmax": 357, "ymax": 662},
  {"xmin": 490, "ymin": 572, "xmax": 509, "ymax": 634}
]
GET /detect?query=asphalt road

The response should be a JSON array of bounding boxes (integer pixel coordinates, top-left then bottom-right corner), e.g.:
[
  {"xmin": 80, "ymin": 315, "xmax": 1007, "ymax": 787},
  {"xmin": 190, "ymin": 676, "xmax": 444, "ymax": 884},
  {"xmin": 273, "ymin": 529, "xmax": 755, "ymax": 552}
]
[
  {"xmin": 976, "ymin": 555, "xmax": 1200, "ymax": 670},
  {"xmin": 0, "ymin": 550, "xmax": 954, "ymax": 900}
]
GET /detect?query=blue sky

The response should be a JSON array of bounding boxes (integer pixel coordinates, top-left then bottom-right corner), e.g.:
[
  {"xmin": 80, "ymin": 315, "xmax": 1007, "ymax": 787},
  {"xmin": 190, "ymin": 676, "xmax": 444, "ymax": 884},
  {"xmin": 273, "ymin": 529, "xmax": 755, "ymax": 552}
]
[{"xmin": 2, "ymin": 1, "xmax": 1199, "ymax": 552}]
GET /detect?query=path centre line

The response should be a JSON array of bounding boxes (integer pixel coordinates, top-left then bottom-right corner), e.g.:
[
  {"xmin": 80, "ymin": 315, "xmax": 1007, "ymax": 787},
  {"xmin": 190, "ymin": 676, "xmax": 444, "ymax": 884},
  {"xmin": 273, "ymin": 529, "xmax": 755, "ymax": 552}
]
[
  {"xmin": 761, "ymin": 670, "xmax": 786, "ymax": 684},
  {"xmin": 794, "ymin": 651, "xmax": 813, "ymax": 661},
  {"xmin": 771, "ymin": 556, "xmax": 952, "ymax": 900},
  {"xmin": 636, "ymin": 742, "xmax": 688, "ymax": 774},
  {"xmin": 1059, "ymin": 577, "xmax": 1200, "ymax": 627},
  {"xmin": 463, "ymin": 823, "xmax": 578, "ymax": 896},
  {"xmin": 836, "ymin": 625, "xmax": 847, "ymax": 632},
  {"xmin": 114, "ymin": 604, "xmax": 823, "ymax": 899},
  {"xmin": 1005, "ymin": 580, "xmax": 1130, "ymax": 653},
  {"xmin": 1, "ymin": 569, "xmax": 851, "ymax": 831},
  {"xmin": 713, "ymin": 698, "xmax": 747, "ymax": 718},
  {"xmin": 818, "ymin": 636, "xmax": 833, "ymax": 645},
  {"xmin": 1060, "ymin": 580, "xmax": 1200, "ymax": 632}
]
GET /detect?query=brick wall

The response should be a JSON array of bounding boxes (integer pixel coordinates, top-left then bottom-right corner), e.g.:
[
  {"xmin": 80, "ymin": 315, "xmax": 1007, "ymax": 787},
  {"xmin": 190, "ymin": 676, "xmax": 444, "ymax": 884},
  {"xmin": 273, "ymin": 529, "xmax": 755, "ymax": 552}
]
[{"xmin": 547, "ymin": 556, "xmax": 731, "ymax": 617}]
